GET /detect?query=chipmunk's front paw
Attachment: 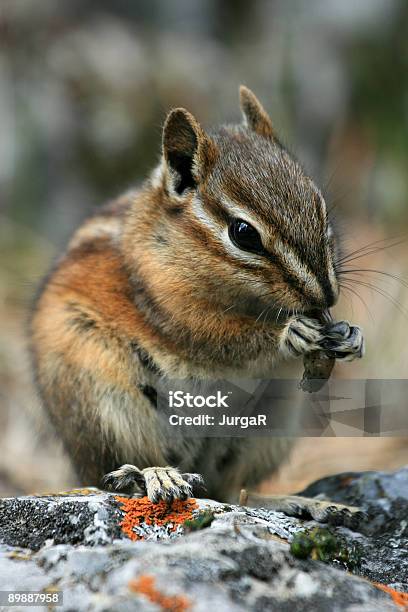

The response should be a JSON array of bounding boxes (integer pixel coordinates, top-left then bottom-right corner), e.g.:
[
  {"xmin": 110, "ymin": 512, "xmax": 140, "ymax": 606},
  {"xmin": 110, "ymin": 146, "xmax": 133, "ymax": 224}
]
[
  {"xmin": 142, "ymin": 467, "xmax": 202, "ymax": 502},
  {"xmin": 322, "ymin": 320, "xmax": 365, "ymax": 362},
  {"xmin": 282, "ymin": 316, "xmax": 364, "ymax": 363},
  {"xmin": 281, "ymin": 315, "xmax": 324, "ymax": 358},
  {"xmin": 102, "ymin": 464, "xmax": 203, "ymax": 503}
]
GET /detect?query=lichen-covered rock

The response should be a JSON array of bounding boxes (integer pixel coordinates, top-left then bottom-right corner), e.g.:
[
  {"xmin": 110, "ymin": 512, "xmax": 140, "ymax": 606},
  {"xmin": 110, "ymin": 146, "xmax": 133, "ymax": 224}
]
[
  {"xmin": 0, "ymin": 468, "xmax": 407, "ymax": 611},
  {"xmin": 300, "ymin": 467, "xmax": 408, "ymax": 589},
  {"xmin": 0, "ymin": 489, "xmax": 124, "ymax": 550}
]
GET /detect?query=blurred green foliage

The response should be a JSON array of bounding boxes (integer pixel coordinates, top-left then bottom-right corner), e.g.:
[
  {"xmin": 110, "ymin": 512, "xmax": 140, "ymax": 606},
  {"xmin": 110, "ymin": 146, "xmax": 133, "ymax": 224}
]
[{"xmin": 349, "ymin": 2, "xmax": 408, "ymax": 157}]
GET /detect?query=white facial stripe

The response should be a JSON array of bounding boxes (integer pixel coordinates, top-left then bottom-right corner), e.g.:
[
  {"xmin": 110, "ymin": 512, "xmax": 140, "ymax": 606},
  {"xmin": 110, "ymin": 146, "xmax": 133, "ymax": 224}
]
[
  {"xmin": 191, "ymin": 195, "xmax": 222, "ymax": 235},
  {"xmin": 274, "ymin": 240, "xmax": 324, "ymax": 300},
  {"xmin": 220, "ymin": 196, "xmax": 265, "ymax": 236}
]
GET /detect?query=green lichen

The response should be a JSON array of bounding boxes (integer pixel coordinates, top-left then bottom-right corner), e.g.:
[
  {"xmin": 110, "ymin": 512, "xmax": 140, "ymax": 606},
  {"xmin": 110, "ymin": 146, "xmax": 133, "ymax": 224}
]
[
  {"xmin": 183, "ymin": 510, "xmax": 215, "ymax": 532},
  {"xmin": 290, "ymin": 527, "xmax": 361, "ymax": 570}
]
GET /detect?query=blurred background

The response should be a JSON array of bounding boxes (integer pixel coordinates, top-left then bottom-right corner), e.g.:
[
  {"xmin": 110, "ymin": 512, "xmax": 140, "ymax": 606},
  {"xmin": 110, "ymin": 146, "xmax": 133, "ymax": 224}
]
[{"xmin": 0, "ymin": 0, "xmax": 407, "ymax": 497}]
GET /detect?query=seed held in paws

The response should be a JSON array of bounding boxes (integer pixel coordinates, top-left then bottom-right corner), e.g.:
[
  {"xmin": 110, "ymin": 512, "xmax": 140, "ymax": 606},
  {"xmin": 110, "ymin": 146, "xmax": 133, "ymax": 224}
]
[{"xmin": 300, "ymin": 350, "xmax": 335, "ymax": 393}]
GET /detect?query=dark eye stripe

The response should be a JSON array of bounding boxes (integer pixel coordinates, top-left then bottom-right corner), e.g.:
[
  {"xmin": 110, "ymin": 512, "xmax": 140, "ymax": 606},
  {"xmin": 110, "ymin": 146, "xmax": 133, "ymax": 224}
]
[{"xmin": 262, "ymin": 250, "xmax": 312, "ymax": 299}]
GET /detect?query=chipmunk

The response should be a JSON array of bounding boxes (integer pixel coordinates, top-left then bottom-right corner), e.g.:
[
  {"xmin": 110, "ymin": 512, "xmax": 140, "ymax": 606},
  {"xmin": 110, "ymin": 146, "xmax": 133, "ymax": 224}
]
[{"xmin": 30, "ymin": 87, "xmax": 364, "ymax": 514}]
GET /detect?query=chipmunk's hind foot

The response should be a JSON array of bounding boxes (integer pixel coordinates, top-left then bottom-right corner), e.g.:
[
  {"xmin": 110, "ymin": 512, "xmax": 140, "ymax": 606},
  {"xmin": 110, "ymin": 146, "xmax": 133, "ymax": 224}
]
[
  {"xmin": 242, "ymin": 492, "xmax": 365, "ymax": 530},
  {"xmin": 102, "ymin": 464, "xmax": 204, "ymax": 503}
]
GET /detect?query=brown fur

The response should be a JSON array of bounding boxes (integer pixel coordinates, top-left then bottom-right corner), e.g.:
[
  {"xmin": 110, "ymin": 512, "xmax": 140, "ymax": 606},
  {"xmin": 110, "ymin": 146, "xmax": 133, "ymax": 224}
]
[{"xmin": 30, "ymin": 87, "xmax": 340, "ymax": 500}]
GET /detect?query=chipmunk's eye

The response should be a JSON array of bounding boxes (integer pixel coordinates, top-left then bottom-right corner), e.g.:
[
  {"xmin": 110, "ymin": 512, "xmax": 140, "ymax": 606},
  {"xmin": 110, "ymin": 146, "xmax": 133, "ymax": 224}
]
[{"xmin": 228, "ymin": 219, "xmax": 264, "ymax": 254}]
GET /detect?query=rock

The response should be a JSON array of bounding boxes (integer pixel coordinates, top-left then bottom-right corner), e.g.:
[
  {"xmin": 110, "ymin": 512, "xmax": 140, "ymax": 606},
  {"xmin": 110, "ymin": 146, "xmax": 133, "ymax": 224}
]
[
  {"xmin": 300, "ymin": 467, "xmax": 408, "ymax": 589},
  {"xmin": 0, "ymin": 468, "xmax": 407, "ymax": 611}
]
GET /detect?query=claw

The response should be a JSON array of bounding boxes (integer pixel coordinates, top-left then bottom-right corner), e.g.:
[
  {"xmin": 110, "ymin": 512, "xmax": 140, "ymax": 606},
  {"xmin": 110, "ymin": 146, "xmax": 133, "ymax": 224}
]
[
  {"xmin": 325, "ymin": 321, "xmax": 350, "ymax": 339},
  {"xmin": 282, "ymin": 315, "xmax": 325, "ymax": 358},
  {"xmin": 102, "ymin": 464, "xmax": 145, "ymax": 492},
  {"xmin": 102, "ymin": 465, "xmax": 203, "ymax": 503},
  {"xmin": 319, "ymin": 321, "xmax": 364, "ymax": 362}
]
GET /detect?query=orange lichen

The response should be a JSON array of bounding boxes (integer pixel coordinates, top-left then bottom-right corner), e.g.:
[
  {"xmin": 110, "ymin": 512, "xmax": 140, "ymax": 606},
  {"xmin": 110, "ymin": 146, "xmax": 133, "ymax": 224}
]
[
  {"xmin": 129, "ymin": 574, "xmax": 191, "ymax": 612},
  {"xmin": 115, "ymin": 495, "xmax": 198, "ymax": 541},
  {"xmin": 374, "ymin": 583, "xmax": 408, "ymax": 609}
]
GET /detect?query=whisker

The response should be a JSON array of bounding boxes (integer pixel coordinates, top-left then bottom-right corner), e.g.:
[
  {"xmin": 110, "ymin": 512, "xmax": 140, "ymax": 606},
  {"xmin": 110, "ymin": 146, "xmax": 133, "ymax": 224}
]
[
  {"xmin": 255, "ymin": 307, "xmax": 267, "ymax": 324},
  {"xmin": 336, "ymin": 236, "xmax": 406, "ymax": 266},
  {"xmin": 338, "ymin": 268, "xmax": 408, "ymax": 290},
  {"xmin": 339, "ymin": 284, "xmax": 355, "ymax": 320},
  {"xmin": 339, "ymin": 282, "xmax": 373, "ymax": 322},
  {"xmin": 338, "ymin": 235, "xmax": 404, "ymax": 259},
  {"xmin": 262, "ymin": 306, "xmax": 272, "ymax": 329},
  {"xmin": 342, "ymin": 277, "xmax": 408, "ymax": 319},
  {"xmin": 222, "ymin": 303, "xmax": 236, "ymax": 314}
]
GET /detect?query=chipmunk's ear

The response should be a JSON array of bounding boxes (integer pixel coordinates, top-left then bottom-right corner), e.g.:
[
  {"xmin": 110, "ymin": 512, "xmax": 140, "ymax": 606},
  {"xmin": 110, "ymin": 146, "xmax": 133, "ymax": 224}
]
[
  {"xmin": 239, "ymin": 85, "xmax": 274, "ymax": 138},
  {"xmin": 162, "ymin": 108, "xmax": 217, "ymax": 195}
]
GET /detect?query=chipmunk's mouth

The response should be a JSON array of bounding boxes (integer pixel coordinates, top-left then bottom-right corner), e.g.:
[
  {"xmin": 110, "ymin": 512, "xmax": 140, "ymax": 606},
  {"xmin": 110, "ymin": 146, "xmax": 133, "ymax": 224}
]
[
  {"xmin": 237, "ymin": 281, "xmax": 336, "ymax": 322},
  {"xmin": 252, "ymin": 298, "xmax": 334, "ymax": 325},
  {"xmin": 304, "ymin": 308, "xmax": 333, "ymax": 324},
  {"xmin": 250, "ymin": 305, "xmax": 296, "ymax": 325}
]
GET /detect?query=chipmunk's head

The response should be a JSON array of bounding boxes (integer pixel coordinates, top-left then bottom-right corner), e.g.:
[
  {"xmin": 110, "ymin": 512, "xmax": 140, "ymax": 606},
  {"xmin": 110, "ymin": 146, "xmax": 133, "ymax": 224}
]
[{"xmin": 154, "ymin": 86, "xmax": 339, "ymax": 318}]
